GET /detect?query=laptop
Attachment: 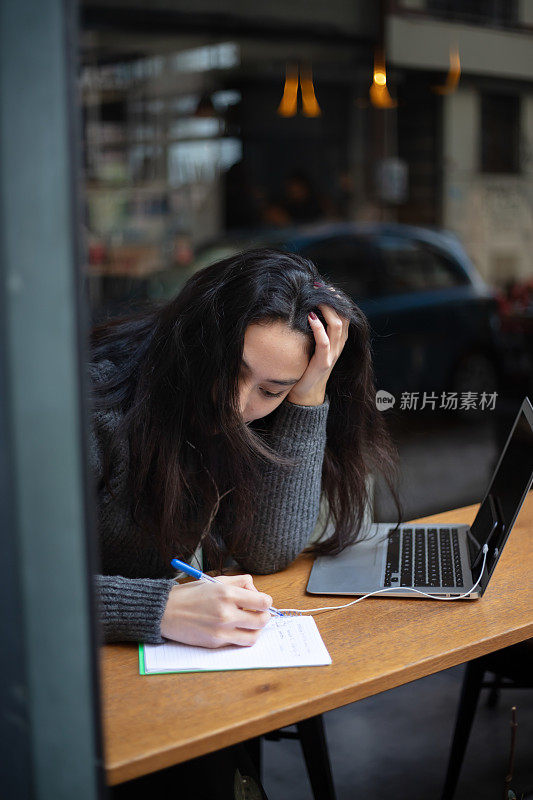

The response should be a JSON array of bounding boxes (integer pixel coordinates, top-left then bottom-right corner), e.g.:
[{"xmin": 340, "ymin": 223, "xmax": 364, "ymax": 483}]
[{"xmin": 307, "ymin": 396, "xmax": 533, "ymax": 600}]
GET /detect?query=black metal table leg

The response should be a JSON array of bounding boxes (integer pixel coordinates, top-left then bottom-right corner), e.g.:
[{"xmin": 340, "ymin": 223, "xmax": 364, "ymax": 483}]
[
  {"xmin": 441, "ymin": 659, "xmax": 485, "ymax": 800},
  {"xmin": 296, "ymin": 714, "xmax": 337, "ymax": 800},
  {"xmin": 244, "ymin": 735, "xmax": 262, "ymax": 780}
]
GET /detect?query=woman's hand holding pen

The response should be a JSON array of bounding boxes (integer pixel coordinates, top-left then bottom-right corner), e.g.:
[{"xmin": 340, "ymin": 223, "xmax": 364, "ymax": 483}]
[
  {"xmin": 160, "ymin": 574, "xmax": 273, "ymax": 648},
  {"xmin": 287, "ymin": 289, "xmax": 349, "ymax": 407}
]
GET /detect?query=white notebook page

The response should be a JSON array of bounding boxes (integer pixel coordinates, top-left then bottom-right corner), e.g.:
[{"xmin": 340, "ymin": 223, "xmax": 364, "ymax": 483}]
[{"xmin": 142, "ymin": 616, "xmax": 331, "ymax": 673}]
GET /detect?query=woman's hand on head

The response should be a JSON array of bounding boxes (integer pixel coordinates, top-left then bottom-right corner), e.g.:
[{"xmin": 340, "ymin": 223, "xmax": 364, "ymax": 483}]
[
  {"xmin": 160, "ymin": 574, "xmax": 273, "ymax": 648},
  {"xmin": 287, "ymin": 290, "xmax": 349, "ymax": 407}
]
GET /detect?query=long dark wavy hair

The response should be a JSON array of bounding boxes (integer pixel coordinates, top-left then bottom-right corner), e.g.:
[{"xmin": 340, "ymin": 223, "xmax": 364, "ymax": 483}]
[{"xmin": 90, "ymin": 248, "xmax": 402, "ymax": 571}]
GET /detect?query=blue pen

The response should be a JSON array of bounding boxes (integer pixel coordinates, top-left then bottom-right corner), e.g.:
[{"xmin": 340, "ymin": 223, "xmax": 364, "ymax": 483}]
[{"xmin": 170, "ymin": 558, "xmax": 284, "ymax": 617}]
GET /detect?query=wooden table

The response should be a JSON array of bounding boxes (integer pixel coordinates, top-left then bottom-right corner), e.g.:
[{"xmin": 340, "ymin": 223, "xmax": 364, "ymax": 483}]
[{"xmin": 101, "ymin": 494, "xmax": 533, "ymax": 785}]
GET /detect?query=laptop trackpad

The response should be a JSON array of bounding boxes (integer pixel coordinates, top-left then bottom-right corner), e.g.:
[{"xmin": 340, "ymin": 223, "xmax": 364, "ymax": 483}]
[{"xmin": 307, "ymin": 541, "xmax": 384, "ymax": 595}]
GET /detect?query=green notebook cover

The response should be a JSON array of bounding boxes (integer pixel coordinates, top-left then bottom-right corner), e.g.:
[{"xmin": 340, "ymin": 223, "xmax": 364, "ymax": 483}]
[
  {"xmin": 138, "ymin": 643, "xmax": 146, "ymax": 675},
  {"xmin": 138, "ymin": 643, "xmax": 246, "ymax": 675}
]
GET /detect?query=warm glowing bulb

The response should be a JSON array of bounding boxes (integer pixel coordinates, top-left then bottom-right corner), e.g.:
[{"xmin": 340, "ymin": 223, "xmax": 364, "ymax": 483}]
[
  {"xmin": 277, "ymin": 64, "xmax": 298, "ymax": 117},
  {"xmin": 301, "ymin": 64, "xmax": 322, "ymax": 117},
  {"xmin": 370, "ymin": 48, "xmax": 396, "ymax": 108},
  {"xmin": 432, "ymin": 44, "xmax": 461, "ymax": 95}
]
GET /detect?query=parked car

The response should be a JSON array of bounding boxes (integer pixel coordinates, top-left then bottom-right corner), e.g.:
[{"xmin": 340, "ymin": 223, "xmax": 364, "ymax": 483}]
[{"xmin": 149, "ymin": 222, "xmax": 509, "ymax": 406}]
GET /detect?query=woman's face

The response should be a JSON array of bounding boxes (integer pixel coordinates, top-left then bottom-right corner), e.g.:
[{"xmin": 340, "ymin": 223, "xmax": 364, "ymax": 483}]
[{"xmin": 239, "ymin": 321, "xmax": 310, "ymax": 424}]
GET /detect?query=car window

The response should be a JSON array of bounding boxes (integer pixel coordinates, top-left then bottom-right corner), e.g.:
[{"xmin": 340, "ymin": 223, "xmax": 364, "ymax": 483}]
[
  {"xmin": 192, "ymin": 239, "xmax": 274, "ymax": 272},
  {"xmin": 378, "ymin": 236, "xmax": 469, "ymax": 294},
  {"xmin": 301, "ymin": 236, "xmax": 383, "ymax": 299}
]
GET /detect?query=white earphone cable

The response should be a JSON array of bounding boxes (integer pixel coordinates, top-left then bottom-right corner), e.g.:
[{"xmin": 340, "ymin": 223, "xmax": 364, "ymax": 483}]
[{"xmin": 276, "ymin": 544, "xmax": 489, "ymax": 616}]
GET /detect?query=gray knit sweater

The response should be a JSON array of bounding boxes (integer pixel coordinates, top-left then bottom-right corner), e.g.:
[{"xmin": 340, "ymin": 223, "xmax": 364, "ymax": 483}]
[{"xmin": 89, "ymin": 359, "xmax": 329, "ymax": 644}]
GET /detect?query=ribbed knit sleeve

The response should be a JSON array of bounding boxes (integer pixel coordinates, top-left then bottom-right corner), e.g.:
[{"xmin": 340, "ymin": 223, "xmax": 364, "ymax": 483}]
[
  {"xmin": 236, "ymin": 396, "xmax": 329, "ymax": 574},
  {"xmin": 94, "ymin": 575, "xmax": 175, "ymax": 644}
]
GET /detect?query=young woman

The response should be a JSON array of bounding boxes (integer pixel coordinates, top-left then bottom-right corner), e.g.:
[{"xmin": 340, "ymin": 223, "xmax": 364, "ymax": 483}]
[{"xmin": 89, "ymin": 249, "xmax": 400, "ymax": 648}]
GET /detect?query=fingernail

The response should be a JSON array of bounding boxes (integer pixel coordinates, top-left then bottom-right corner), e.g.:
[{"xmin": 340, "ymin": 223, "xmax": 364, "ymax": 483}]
[{"xmin": 309, "ymin": 311, "xmax": 317, "ymax": 320}]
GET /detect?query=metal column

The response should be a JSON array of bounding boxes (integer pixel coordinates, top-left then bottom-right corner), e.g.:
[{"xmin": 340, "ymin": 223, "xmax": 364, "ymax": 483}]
[{"xmin": 0, "ymin": 0, "xmax": 104, "ymax": 797}]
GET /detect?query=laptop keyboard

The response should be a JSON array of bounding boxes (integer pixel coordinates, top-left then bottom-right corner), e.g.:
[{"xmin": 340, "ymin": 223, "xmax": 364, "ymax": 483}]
[{"xmin": 384, "ymin": 528, "xmax": 464, "ymax": 588}]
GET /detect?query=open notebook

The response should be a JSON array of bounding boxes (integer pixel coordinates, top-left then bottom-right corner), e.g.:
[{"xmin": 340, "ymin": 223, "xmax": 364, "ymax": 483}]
[{"xmin": 139, "ymin": 615, "xmax": 331, "ymax": 675}]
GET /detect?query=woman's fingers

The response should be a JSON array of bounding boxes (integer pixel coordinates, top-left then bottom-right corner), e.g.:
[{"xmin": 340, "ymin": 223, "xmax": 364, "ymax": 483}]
[
  {"xmin": 319, "ymin": 303, "xmax": 343, "ymax": 336},
  {"xmin": 310, "ymin": 284, "xmax": 349, "ymax": 350},
  {"xmin": 216, "ymin": 575, "xmax": 273, "ymax": 610},
  {"xmin": 233, "ymin": 608, "xmax": 272, "ymax": 630},
  {"xmin": 308, "ymin": 312, "xmax": 331, "ymax": 358},
  {"xmin": 316, "ymin": 304, "xmax": 348, "ymax": 357},
  {"xmin": 230, "ymin": 585, "xmax": 273, "ymax": 612},
  {"xmin": 216, "ymin": 573, "xmax": 257, "ymax": 590},
  {"xmin": 225, "ymin": 627, "xmax": 263, "ymax": 647}
]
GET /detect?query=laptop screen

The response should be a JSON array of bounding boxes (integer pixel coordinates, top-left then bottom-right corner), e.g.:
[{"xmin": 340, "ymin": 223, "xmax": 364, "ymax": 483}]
[{"xmin": 469, "ymin": 399, "xmax": 533, "ymax": 589}]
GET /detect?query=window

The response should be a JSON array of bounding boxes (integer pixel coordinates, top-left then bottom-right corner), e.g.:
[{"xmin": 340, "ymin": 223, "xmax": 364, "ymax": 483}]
[
  {"xmin": 481, "ymin": 93, "xmax": 520, "ymax": 174},
  {"xmin": 426, "ymin": 0, "xmax": 517, "ymax": 27},
  {"xmin": 301, "ymin": 236, "xmax": 384, "ymax": 300},
  {"xmin": 378, "ymin": 237, "xmax": 469, "ymax": 295}
]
